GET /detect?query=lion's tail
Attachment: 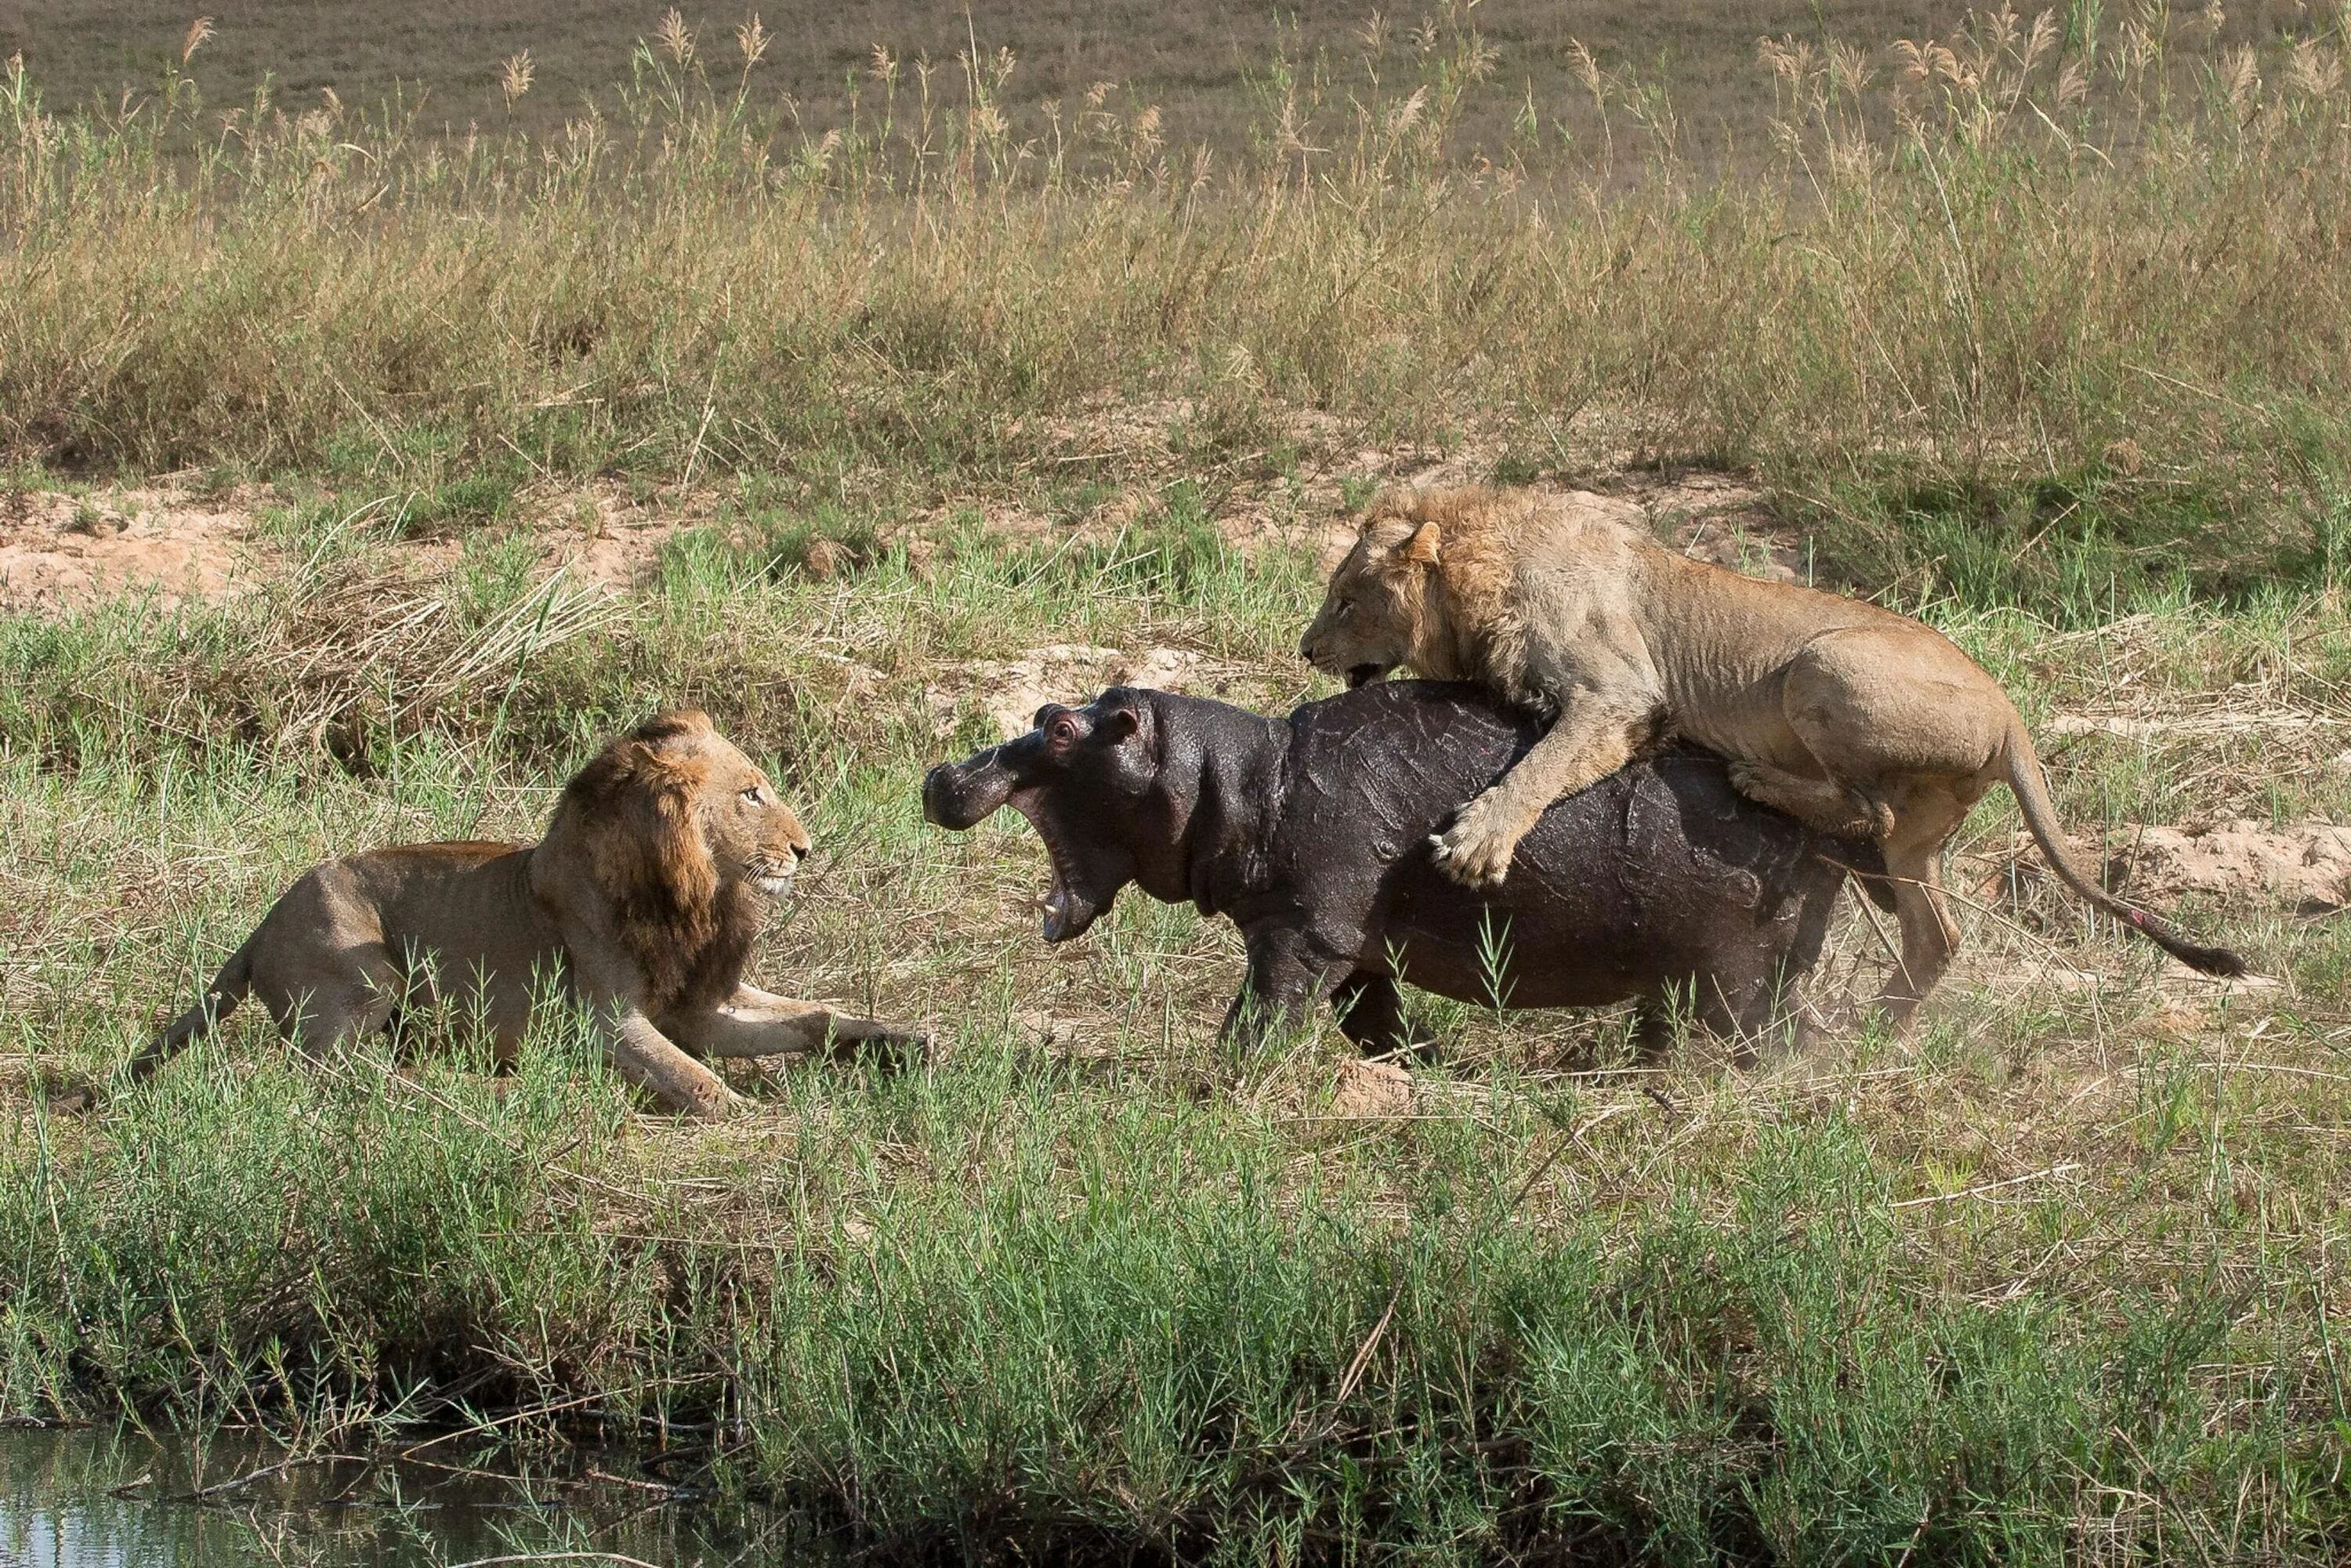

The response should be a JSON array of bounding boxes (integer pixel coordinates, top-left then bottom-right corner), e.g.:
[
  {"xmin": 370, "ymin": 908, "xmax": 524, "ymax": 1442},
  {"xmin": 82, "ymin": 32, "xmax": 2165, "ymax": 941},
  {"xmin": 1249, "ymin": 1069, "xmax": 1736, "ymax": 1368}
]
[
  {"xmin": 129, "ymin": 932, "xmax": 259, "ymax": 1082},
  {"xmin": 2001, "ymin": 722, "xmax": 2246, "ymax": 978}
]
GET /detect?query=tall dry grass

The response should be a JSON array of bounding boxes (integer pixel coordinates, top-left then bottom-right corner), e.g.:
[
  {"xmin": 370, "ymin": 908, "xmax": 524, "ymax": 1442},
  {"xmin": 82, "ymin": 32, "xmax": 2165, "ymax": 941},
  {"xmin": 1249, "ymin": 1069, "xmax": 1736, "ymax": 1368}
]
[{"xmin": 2, "ymin": 4, "xmax": 2349, "ymax": 606}]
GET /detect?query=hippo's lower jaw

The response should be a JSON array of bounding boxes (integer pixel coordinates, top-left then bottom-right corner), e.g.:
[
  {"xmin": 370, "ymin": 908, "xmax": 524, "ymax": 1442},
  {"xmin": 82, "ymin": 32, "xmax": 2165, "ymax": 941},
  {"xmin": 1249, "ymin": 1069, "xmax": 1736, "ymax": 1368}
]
[
  {"xmin": 1018, "ymin": 796, "xmax": 1105, "ymax": 943},
  {"xmin": 924, "ymin": 757, "xmax": 1111, "ymax": 940},
  {"xmin": 1040, "ymin": 878, "xmax": 1092, "ymax": 942}
]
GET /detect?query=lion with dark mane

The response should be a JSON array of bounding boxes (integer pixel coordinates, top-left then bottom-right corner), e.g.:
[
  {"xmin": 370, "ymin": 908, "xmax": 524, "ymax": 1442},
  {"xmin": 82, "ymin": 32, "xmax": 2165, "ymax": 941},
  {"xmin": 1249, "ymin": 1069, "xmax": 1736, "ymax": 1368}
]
[{"xmin": 132, "ymin": 710, "xmax": 922, "ymax": 1117}]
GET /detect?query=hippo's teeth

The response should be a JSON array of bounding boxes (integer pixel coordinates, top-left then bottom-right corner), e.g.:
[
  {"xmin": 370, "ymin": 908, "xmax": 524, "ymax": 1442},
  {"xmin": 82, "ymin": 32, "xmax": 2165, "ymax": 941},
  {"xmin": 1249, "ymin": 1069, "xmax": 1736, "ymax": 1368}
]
[{"xmin": 1039, "ymin": 878, "xmax": 1072, "ymax": 942}]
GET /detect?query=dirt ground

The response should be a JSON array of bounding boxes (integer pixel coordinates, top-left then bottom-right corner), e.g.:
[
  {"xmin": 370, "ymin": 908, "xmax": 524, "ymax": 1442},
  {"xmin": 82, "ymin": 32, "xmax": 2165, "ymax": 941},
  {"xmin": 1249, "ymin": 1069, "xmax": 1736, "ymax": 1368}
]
[{"xmin": 0, "ymin": 486, "xmax": 263, "ymax": 612}]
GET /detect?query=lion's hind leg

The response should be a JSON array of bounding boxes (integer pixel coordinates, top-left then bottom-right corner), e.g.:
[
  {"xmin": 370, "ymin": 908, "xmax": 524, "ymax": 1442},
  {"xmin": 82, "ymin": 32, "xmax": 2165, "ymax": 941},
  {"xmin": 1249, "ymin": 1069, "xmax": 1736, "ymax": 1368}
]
[
  {"xmin": 1867, "ymin": 783, "xmax": 1975, "ymax": 1028},
  {"xmin": 1726, "ymin": 761, "xmax": 1893, "ymax": 839},
  {"xmin": 1762, "ymin": 630, "xmax": 2008, "ymax": 1026},
  {"xmin": 257, "ymin": 941, "xmax": 404, "ymax": 1062}
]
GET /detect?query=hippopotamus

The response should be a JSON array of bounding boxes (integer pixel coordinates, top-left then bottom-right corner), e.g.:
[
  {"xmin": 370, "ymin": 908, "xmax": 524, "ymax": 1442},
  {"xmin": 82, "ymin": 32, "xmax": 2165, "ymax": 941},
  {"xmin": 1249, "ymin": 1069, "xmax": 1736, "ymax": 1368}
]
[{"xmin": 922, "ymin": 681, "xmax": 1889, "ymax": 1054}]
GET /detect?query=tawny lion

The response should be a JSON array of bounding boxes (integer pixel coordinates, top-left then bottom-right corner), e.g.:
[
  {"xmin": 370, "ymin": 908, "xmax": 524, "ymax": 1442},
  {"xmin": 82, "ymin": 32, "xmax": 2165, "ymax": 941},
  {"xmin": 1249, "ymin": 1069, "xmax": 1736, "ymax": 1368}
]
[
  {"xmin": 1298, "ymin": 487, "xmax": 2244, "ymax": 1022},
  {"xmin": 132, "ymin": 710, "xmax": 925, "ymax": 1116}
]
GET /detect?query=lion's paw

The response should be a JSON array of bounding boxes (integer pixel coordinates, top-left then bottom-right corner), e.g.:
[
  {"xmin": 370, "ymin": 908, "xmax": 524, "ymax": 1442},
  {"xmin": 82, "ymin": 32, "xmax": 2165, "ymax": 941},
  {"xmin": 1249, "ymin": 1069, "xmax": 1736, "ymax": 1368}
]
[{"xmin": 1428, "ymin": 806, "xmax": 1519, "ymax": 888}]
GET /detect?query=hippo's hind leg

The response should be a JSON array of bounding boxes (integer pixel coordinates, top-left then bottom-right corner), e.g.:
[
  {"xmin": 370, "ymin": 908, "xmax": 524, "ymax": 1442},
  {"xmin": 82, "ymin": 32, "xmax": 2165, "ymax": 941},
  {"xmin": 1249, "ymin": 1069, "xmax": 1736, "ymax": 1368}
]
[
  {"xmin": 1331, "ymin": 972, "xmax": 1440, "ymax": 1062},
  {"xmin": 1632, "ymin": 966, "xmax": 1789, "ymax": 1062}
]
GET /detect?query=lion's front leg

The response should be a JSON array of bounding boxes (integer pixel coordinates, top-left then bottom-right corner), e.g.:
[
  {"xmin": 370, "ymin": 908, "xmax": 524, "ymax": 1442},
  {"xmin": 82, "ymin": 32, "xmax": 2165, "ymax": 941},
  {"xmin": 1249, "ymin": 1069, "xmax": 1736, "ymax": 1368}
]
[
  {"xmin": 1432, "ymin": 693, "xmax": 1661, "ymax": 888},
  {"xmin": 678, "ymin": 987, "xmax": 930, "ymax": 1062},
  {"xmin": 606, "ymin": 1009, "xmax": 743, "ymax": 1119}
]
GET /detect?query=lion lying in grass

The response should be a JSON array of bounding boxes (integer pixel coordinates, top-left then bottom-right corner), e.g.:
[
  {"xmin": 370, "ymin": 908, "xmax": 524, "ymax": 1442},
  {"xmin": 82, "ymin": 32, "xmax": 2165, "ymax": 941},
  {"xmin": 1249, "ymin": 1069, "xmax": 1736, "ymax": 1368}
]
[
  {"xmin": 132, "ymin": 709, "xmax": 925, "ymax": 1117},
  {"xmin": 1299, "ymin": 487, "xmax": 2244, "ymax": 1023}
]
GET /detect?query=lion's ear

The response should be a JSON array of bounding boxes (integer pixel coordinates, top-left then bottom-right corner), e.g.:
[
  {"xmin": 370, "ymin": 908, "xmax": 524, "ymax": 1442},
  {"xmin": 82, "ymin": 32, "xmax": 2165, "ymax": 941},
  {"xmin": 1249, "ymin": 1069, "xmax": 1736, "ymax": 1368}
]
[{"xmin": 1400, "ymin": 520, "xmax": 1442, "ymax": 567}]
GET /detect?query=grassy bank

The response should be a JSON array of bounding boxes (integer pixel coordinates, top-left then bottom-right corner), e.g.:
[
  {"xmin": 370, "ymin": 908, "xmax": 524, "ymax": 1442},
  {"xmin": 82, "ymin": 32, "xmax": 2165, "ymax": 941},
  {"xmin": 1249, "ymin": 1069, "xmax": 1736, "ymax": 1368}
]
[
  {"xmin": 4, "ymin": 5, "xmax": 2351, "ymax": 611},
  {"xmin": 3, "ymin": 513, "xmax": 2349, "ymax": 1559}
]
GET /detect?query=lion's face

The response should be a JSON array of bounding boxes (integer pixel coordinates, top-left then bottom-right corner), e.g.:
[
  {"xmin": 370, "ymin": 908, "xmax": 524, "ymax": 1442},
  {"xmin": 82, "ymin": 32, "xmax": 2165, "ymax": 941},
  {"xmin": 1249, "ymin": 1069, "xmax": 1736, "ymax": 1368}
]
[
  {"xmin": 1298, "ymin": 513, "xmax": 1439, "ymax": 688},
  {"xmin": 682, "ymin": 731, "xmax": 811, "ymax": 901}
]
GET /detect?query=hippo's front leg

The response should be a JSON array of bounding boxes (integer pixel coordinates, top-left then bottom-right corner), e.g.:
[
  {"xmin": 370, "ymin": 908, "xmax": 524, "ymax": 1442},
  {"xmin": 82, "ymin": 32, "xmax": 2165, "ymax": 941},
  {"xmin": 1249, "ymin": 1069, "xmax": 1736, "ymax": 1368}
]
[
  {"xmin": 1331, "ymin": 972, "xmax": 1437, "ymax": 1061},
  {"xmin": 1219, "ymin": 924, "xmax": 1353, "ymax": 1051}
]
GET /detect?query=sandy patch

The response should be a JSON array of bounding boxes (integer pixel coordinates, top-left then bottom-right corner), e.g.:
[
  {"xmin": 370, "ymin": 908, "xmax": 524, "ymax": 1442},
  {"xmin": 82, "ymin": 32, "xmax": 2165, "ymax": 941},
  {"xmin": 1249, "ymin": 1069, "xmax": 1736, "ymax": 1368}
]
[
  {"xmin": 0, "ymin": 477, "xmax": 714, "ymax": 614},
  {"xmin": 1328, "ymin": 1057, "xmax": 1415, "ymax": 1117},
  {"xmin": 2103, "ymin": 820, "xmax": 2351, "ymax": 914},
  {"xmin": 523, "ymin": 479, "xmax": 701, "ymax": 591},
  {"xmin": 927, "ymin": 643, "xmax": 1250, "ymax": 741},
  {"xmin": 0, "ymin": 486, "xmax": 270, "ymax": 611},
  {"xmin": 1968, "ymin": 819, "xmax": 2351, "ymax": 915}
]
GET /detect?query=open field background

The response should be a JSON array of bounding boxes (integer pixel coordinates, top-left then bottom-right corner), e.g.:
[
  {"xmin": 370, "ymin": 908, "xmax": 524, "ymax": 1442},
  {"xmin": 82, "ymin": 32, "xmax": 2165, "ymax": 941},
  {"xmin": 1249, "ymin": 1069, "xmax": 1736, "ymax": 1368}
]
[{"xmin": 7, "ymin": 2, "xmax": 2351, "ymax": 1561}]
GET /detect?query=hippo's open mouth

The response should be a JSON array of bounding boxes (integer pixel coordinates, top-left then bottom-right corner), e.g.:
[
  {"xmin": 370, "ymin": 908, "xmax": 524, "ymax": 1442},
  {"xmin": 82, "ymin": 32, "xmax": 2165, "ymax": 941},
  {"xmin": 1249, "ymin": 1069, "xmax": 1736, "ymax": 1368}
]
[
  {"xmin": 1345, "ymin": 663, "xmax": 1390, "ymax": 690},
  {"xmin": 1009, "ymin": 789, "xmax": 1101, "ymax": 942}
]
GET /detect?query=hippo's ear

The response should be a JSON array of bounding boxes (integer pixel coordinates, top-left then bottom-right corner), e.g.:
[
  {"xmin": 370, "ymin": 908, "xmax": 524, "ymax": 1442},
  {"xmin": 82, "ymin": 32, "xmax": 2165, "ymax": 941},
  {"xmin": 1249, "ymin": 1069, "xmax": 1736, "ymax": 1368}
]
[{"xmin": 1096, "ymin": 706, "xmax": 1139, "ymax": 743}]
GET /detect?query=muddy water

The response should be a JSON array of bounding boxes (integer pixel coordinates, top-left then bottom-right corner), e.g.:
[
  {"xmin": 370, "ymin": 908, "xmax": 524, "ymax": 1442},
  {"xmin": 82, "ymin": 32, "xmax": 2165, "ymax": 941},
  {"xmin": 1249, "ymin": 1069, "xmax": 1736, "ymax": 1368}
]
[{"xmin": 0, "ymin": 1424, "xmax": 779, "ymax": 1566}]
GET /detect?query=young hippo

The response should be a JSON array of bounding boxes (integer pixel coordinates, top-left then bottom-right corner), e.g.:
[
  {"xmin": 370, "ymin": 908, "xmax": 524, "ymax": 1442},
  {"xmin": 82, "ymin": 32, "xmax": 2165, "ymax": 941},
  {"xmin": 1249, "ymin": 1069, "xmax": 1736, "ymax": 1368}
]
[{"xmin": 922, "ymin": 682, "xmax": 1888, "ymax": 1053}]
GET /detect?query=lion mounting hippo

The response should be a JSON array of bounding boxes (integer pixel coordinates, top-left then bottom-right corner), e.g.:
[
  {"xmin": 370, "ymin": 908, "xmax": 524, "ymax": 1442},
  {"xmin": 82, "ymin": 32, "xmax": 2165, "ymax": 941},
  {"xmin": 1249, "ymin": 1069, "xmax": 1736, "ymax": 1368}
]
[
  {"xmin": 132, "ymin": 710, "xmax": 926, "ymax": 1117},
  {"xmin": 1298, "ymin": 487, "xmax": 2245, "ymax": 1023}
]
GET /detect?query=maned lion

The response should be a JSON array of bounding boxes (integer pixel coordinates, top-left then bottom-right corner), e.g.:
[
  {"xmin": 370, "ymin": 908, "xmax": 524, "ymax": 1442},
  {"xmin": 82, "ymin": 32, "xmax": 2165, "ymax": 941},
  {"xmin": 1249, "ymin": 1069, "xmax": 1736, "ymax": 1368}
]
[
  {"xmin": 1297, "ymin": 487, "xmax": 2245, "ymax": 1022},
  {"xmin": 131, "ymin": 709, "xmax": 925, "ymax": 1117}
]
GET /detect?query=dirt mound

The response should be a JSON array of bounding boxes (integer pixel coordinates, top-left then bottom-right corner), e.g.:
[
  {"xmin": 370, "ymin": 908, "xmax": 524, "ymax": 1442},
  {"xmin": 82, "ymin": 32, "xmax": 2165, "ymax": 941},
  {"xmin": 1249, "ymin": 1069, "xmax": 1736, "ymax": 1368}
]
[
  {"xmin": 929, "ymin": 643, "xmax": 1249, "ymax": 741},
  {"xmin": 530, "ymin": 480, "xmax": 692, "ymax": 590},
  {"xmin": 1328, "ymin": 1057, "xmax": 1414, "ymax": 1117},
  {"xmin": 1628, "ymin": 473, "xmax": 1806, "ymax": 584},
  {"xmin": 1972, "ymin": 819, "xmax": 2351, "ymax": 915},
  {"xmin": 2104, "ymin": 820, "xmax": 2351, "ymax": 914},
  {"xmin": 0, "ymin": 487, "xmax": 267, "ymax": 611}
]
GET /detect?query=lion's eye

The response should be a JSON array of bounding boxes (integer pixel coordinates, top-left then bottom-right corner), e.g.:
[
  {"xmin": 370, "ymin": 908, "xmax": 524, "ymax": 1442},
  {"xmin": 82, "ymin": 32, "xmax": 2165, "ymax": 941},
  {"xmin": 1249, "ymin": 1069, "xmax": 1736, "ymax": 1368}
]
[
  {"xmin": 741, "ymin": 785, "xmax": 763, "ymax": 806},
  {"xmin": 1335, "ymin": 599, "xmax": 1354, "ymax": 620}
]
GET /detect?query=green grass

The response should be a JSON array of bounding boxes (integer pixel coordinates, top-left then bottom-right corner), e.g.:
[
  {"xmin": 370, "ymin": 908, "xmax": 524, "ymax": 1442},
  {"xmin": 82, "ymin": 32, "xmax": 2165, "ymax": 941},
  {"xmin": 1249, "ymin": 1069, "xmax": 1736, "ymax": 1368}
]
[
  {"xmin": 5, "ymin": 4, "xmax": 2351, "ymax": 612},
  {"xmin": 4, "ymin": 516, "xmax": 2350, "ymax": 1559}
]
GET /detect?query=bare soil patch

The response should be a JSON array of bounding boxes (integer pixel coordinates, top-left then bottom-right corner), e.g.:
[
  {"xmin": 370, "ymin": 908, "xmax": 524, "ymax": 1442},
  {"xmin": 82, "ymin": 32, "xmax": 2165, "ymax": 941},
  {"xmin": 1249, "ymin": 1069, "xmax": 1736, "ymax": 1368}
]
[
  {"xmin": 2, "ymin": 398, "xmax": 1816, "ymax": 617},
  {"xmin": 1967, "ymin": 819, "xmax": 2351, "ymax": 915},
  {"xmin": 1328, "ymin": 1057, "xmax": 1415, "ymax": 1118},
  {"xmin": 926, "ymin": 643, "xmax": 1252, "ymax": 741},
  {"xmin": 0, "ymin": 486, "xmax": 270, "ymax": 611},
  {"xmin": 2104, "ymin": 820, "xmax": 2351, "ymax": 915},
  {"xmin": 0, "ymin": 478, "xmax": 713, "ymax": 614}
]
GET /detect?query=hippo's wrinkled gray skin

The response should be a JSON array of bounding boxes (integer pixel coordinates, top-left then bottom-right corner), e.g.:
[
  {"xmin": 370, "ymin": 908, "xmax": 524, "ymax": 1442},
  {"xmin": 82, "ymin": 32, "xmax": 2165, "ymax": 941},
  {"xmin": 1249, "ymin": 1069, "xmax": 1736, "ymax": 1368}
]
[{"xmin": 922, "ymin": 682, "xmax": 1889, "ymax": 1054}]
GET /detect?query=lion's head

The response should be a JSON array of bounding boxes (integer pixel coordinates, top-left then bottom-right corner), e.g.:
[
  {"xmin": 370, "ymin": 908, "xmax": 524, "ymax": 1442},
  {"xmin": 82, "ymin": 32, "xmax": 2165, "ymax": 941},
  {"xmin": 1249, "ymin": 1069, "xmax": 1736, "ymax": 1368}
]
[
  {"xmin": 1298, "ymin": 505, "xmax": 1447, "ymax": 688},
  {"xmin": 546, "ymin": 709, "xmax": 809, "ymax": 1017}
]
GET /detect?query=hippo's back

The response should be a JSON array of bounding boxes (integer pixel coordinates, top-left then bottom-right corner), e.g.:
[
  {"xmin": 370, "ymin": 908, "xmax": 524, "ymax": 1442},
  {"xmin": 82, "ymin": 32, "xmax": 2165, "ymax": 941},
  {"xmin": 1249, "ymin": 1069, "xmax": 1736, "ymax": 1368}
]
[{"xmin": 1281, "ymin": 682, "xmax": 1854, "ymax": 1010}]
